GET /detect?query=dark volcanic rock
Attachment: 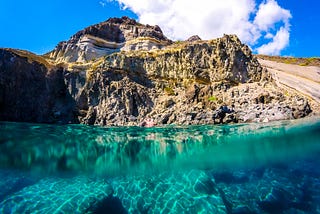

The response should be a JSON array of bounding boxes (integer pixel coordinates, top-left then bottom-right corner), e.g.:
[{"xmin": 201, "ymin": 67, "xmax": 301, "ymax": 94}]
[
  {"xmin": 186, "ymin": 35, "xmax": 202, "ymax": 42},
  {"xmin": 0, "ymin": 49, "xmax": 75, "ymax": 124},
  {"xmin": 89, "ymin": 196, "xmax": 128, "ymax": 214},
  {"xmin": 0, "ymin": 18, "xmax": 314, "ymax": 126},
  {"xmin": 72, "ymin": 16, "xmax": 170, "ymax": 44}
]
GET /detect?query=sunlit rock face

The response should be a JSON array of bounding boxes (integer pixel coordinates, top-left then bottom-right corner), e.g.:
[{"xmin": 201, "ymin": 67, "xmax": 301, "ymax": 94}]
[
  {"xmin": 103, "ymin": 34, "xmax": 263, "ymax": 84},
  {"xmin": 48, "ymin": 16, "xmax": 172, "ymax": 63},
  {"xmin": 61, "ymin": 34, "xmax": 310, "ymax": 126},
  {"xmin": 0, "ymin": 17, "xmax": 314, "ymax": 126}
]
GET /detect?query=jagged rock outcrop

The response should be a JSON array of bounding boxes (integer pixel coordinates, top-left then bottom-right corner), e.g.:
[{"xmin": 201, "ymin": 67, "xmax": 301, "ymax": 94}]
[
  {"xmin": 0, "ymin": 49, "xmax": 75, "ymax": 124},
  {"xmin": 104, "ymin": 34, "xmax": 262, "ymax": 84},
  {"xmin": 187, "ymin": 35, "xmax": 202, "ymax": 42},
  {"xmin": 48, "ymin": 16, "xmax": 172, "ymax": 63},
  {"xmin": 0, "ymin": 17, "xmax": 315, "ymax": 126},
  {"xmin": 60, "ymin": 34, "xmax": 311, "ymax": 126}
]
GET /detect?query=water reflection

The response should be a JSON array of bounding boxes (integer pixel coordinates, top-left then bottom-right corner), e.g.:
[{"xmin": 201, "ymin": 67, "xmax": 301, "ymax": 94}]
[{"xmin": 0, "ymin": 117, "xmax": 320, "ymax": 176}]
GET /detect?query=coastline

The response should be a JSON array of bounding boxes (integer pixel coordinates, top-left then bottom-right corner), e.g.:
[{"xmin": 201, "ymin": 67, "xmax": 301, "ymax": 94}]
[{"xmin": 0, "ymin": 17, "xmax": 319, "ymax": 127}]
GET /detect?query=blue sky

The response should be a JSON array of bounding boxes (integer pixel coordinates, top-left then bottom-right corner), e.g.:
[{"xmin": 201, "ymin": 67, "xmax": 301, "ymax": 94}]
[{"xmin": 0, "ymin": 0, "xmax": 319, "ymax": 57}]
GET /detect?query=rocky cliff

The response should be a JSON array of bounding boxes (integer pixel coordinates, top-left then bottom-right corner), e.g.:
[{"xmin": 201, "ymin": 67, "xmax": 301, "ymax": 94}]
[
  {"xmin": 0, "ymin": 49, "xmax": 75, "ymax": 124},
  {"xmin": 0, "ymin": 17, "xmax": 314, "ymax": 126},
  {"xmin": 48, "ymin": 16, "xmax": 172, "ymax": 63}
]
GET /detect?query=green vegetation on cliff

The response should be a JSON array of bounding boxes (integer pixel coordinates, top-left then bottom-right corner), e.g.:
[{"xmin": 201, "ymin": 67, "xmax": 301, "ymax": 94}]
[{"xmin": 257, "ymin": 55, "xmax": 320, "ymax": 66}]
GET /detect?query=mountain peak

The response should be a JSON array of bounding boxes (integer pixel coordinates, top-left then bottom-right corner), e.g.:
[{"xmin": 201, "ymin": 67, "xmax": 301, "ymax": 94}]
[
  {"xmin": 49, "ymin": 17, "xmax": 172, "ymax": 63},
  {"xmin": 105, "ymin": 16, "xmax": 138, "ymax": 25}
]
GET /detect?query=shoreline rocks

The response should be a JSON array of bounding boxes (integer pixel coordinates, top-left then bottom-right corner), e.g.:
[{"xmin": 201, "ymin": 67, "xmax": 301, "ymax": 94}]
[{"xmin": 0, "ymin": 17, "xmax": 317, "ymax": 126}]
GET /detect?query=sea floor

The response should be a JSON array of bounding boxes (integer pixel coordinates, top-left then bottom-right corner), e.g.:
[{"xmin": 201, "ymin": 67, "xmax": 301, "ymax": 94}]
[
  {"xmin": 0, "ymin": 158, "xmax": 320, "ymax": 213},
  {"xmin": 0, "ymin": 118, "xmax": 320, "ymax": 213}
]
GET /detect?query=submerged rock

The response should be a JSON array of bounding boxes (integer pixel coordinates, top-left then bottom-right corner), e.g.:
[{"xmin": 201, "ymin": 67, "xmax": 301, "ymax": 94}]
[
  {"xmin": 88, "ymin": 195, "xmax": 128, "ymax": 214},
  {"xmin": 112, "ymin": 170, "xmax": 226, "ymax": 213}
]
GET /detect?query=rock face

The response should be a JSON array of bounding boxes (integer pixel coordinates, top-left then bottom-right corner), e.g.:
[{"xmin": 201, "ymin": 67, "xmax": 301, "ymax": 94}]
[
  {"xmin": 187, "ymin": 35, "xmax": 202, "ymax": 42},
  {"xmin": 0, "ymin": 49, "xmax": 75, "ymax": 124},
  {"xmin": 0, "ymin": 17, "xmax": 314, "ymax": 125},
  {"xmin": 48, "ymin": 16, "xmax": 172, "ymax": 63}
]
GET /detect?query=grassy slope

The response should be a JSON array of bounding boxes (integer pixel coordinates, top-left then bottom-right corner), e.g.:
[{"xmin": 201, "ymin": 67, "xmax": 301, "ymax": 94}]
[
  {"xmin": 257, "ymin": 54, "xmax": 320, "ymax": 67},
  {"xmin": 3, "ymin": 48, "xmax": 54, "ymax": 68}
]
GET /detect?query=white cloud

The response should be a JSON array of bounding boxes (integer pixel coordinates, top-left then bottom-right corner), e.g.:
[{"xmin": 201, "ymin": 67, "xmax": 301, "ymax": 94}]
[
  {"xmin": 112, "ymin": 0, "xmax": 292, "ymax": 55},
  {"xmin": 264, "ymin": 33, "xmax": 274, "ymax": 39},
  {"xmin": 253, "ymin": 0, "xmax": 291, "ymax": 55},
  {"xmin": 99, "ymin": 1, "xmax": 106, "ymax": 7},
  {"xmin": 254, "ymin": 0, "xmax": 291, "ymax": 31},
  {"xmin": 256, "ymin": 27, "xmax": 290, "ymax": 55}
]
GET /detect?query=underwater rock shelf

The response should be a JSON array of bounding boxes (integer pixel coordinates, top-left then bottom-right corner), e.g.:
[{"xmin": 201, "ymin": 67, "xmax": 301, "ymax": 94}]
[
  {"xmin": 0, "ymin": 160, "xmax": 319, "ymax": 213},
  {"xmin": 0, "ymin": 117, "xmax": 320, "ymax": 213}
]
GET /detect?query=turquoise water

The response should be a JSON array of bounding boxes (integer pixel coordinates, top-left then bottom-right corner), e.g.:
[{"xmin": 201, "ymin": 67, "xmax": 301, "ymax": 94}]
[{"xmin": 0, "ymin": 118, "xmax": 320, "ymax": 213}]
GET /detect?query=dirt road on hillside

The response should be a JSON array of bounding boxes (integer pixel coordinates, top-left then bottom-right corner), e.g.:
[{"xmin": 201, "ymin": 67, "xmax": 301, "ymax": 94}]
[{"xmin": 259, "ymin": 59, "xmax": 320, "ymax": 103}]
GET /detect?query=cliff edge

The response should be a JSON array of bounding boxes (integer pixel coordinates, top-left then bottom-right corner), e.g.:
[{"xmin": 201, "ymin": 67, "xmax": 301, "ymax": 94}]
[
  {"xmin": 47, "ymin": 16, "xmax": 172, "ymax": 63},
  {"xmin": 0, "ymin": 17, "xmax": 315, "ymax": 125}
]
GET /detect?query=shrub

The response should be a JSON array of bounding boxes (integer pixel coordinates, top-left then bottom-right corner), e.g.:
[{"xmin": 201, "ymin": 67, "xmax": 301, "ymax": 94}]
[
  {"xmin": 208, "ymin": 96, "xmax": 217, "ymax": 102},
  {"xmin": 164, "ymin": 87, "xmax": 175, "ymax": 96}
]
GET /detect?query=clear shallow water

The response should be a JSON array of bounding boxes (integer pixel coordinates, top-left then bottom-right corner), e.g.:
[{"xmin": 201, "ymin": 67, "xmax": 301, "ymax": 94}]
[{"xmin": 0, "ymin": 118, "xmax": 320, "ymax": 213}]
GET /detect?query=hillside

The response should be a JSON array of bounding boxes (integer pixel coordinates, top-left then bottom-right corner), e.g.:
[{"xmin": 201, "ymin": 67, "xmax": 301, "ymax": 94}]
[
  {"xmin": 257, "ymin": 55, "xmax": 320, "ymax": 67},
  {"xmin": 0, "ymin": 17, "xmax": 317, "ymax": 126}
]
